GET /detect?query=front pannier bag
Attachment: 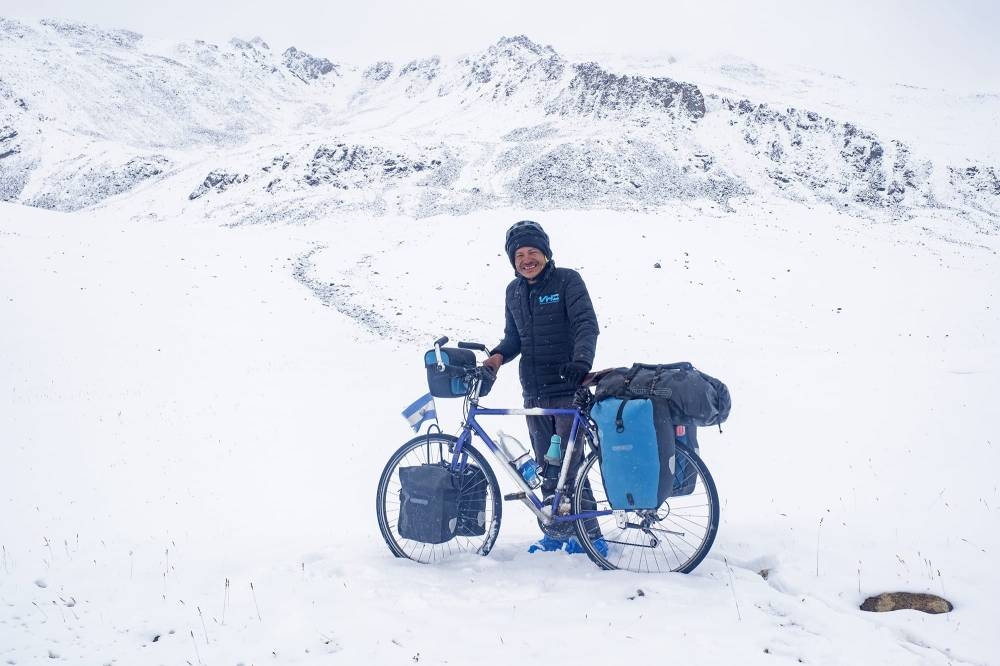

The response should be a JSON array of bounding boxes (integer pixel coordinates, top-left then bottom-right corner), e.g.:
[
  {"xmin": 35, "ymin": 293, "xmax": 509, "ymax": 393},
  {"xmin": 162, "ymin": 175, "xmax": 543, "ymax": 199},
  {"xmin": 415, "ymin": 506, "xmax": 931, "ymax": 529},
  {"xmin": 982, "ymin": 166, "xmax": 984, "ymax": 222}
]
[
  {"xmin": 398, "ymin": 464, "xmax": 460, "ymax": 544},
  {"xmin": 398, "ymin": 463, "xmax": 489, "ymax": 543},
  {"xmin": 424, "ymin": 347, "xmax": 494, "ymax": 398},
  {"xmin": 591, "ymin": 397, "xmax": 675, "ymax": 510}
]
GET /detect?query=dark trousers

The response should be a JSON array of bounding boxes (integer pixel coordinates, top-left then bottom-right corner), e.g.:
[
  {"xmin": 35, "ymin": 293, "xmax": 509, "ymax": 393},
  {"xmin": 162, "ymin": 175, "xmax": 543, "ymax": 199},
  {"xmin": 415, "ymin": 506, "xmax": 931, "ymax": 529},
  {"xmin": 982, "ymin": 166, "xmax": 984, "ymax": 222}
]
[
  {"xmin": 524, "ymin": 394, "xmax": 584, "ymax": 488},
  {"xmin": 524, "ymin": 394, "xmax": 600, "ymax": 539}
]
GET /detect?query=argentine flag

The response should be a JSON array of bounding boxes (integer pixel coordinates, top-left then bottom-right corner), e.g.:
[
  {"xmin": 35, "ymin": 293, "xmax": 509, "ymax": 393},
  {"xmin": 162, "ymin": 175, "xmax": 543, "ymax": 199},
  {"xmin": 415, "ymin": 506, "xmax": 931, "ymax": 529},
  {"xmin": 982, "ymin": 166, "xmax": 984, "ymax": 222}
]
[{"xmin": 402, "ymin": 392, "xmax": 437, "ymax": 432}]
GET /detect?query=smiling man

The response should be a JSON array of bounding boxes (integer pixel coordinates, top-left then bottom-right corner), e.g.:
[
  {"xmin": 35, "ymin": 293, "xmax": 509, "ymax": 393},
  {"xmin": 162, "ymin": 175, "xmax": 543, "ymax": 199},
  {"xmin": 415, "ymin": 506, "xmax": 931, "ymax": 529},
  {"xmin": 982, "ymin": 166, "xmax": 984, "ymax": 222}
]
[{"xmin": 484, "ymin": 220, "xmax": 600, "ymax": 552}]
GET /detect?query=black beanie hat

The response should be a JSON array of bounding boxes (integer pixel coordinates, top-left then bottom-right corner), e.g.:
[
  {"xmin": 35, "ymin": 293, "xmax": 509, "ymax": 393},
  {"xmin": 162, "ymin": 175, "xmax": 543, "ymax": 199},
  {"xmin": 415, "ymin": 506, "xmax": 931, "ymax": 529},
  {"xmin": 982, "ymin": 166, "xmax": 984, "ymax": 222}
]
[{"xmin": 505, "ymin": 220, "xmax": 551, "ymax": 266}]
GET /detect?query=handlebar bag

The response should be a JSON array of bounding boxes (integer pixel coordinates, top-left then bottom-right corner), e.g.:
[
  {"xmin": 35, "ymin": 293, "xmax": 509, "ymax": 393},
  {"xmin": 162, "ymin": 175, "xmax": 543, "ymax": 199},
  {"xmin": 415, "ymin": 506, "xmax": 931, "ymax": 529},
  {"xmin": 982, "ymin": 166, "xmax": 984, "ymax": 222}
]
[{"xmin": 424, "ymin": 347, "xmax": 494, "ymax": 398}]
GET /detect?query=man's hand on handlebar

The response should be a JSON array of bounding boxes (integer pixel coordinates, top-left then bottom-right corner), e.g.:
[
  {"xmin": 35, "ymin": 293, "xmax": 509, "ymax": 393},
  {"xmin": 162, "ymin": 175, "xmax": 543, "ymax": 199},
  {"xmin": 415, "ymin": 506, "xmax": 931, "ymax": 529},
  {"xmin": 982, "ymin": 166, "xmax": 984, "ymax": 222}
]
[{"xmin": 483, "ymin": 353, "xmax": 503, "ymax": 373}]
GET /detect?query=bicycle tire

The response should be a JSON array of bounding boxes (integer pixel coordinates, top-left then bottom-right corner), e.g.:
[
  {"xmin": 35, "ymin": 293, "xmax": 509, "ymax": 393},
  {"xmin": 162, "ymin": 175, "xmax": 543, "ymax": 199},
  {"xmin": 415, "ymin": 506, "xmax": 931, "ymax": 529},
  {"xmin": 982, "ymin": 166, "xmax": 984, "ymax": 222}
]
[
  {"xmin": 376, "ymin": 433, "xmax": 502, "ymax": 563},
  {"xmin": 572, "ymin": 446, "xmax": 719, "ymax": 573}
]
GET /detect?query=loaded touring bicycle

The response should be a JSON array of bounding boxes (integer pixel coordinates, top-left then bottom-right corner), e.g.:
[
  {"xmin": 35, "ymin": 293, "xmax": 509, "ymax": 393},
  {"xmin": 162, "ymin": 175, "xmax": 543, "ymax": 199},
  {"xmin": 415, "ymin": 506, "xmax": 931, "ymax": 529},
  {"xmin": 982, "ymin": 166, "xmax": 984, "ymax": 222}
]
[{"xmin": 376, "ymin": 337, "xmax": 729, "ymax": 573}]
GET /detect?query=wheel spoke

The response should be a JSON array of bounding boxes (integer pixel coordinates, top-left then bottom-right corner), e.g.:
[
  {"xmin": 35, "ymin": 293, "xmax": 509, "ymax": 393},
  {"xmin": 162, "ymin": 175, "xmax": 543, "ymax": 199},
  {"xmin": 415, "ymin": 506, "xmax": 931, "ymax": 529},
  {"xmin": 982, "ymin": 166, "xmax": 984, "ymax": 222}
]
[
  {"xmin": 573, "ymin": 447, "xmax": 719, "ymax": 573},
  {"xmin": 376, "ymin": 434, "xmax": 502, "ymax": 564}
]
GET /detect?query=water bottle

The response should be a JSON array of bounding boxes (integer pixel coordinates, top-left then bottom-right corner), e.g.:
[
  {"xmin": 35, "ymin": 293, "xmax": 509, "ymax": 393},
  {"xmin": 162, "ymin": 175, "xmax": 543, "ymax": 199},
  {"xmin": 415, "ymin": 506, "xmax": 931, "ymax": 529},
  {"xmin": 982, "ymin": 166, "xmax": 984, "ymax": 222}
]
[
  {"xmin": 496, "ymin": 431, "xmax": 542, "ymax": 489},
  {"xmin": 543, "ymin": 434, "xmax": 562, "ymax": 490}
]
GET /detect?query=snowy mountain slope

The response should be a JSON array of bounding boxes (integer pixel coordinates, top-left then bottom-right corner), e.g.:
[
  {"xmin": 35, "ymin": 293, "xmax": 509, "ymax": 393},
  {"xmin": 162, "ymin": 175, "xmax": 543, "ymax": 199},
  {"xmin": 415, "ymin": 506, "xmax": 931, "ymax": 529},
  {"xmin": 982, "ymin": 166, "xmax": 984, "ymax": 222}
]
[
  {"xmin": 1, "ymin": 199, "xmax": 997, "ymax": 665},
  {"xmin": 1, "ymin": 18, "xmax": 997, "ymax": 227}
]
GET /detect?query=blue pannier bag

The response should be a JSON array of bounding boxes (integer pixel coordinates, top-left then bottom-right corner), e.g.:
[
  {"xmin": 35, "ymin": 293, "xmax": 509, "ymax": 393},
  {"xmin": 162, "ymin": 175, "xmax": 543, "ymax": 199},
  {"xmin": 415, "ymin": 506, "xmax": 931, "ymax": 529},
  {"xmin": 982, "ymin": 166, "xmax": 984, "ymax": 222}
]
[{"xmin": 591, "ymin": 397, "xmax": 676, "ymax": 510}]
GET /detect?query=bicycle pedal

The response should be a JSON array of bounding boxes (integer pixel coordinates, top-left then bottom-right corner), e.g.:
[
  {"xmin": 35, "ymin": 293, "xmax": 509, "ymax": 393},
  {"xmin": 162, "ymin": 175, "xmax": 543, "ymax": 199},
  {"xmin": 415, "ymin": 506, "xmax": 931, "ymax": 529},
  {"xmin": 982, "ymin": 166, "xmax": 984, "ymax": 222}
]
[{"xmin": 503, "ymin": 492, "xmax": 527, "ymax": 501}]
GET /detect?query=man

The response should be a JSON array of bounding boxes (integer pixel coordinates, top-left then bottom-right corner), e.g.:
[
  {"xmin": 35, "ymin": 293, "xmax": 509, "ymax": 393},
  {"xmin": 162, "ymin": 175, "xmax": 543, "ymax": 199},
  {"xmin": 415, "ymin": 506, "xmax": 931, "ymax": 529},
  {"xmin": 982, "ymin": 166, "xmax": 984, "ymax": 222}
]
[{"xmin": 483, "ymin": 220, "xmax": 604, "ymax": 554}]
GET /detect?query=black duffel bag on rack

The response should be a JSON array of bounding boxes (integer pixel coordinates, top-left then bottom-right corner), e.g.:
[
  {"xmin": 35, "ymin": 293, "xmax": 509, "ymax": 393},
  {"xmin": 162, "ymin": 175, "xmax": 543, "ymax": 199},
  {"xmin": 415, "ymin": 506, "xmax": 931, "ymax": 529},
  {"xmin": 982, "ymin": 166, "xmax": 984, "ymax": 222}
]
[{"xmin": 594, "ymin": 362, "xmax": 731, "ymax": 428}]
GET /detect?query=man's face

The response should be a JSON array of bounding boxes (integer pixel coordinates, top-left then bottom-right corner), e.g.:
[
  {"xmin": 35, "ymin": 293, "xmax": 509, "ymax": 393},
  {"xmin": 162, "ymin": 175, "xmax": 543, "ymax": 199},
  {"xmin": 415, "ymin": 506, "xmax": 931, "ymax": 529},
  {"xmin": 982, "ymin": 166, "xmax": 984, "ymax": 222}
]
[{"xmin": 514, "ymin": 246, "xmax": 547, "ymax": 281}]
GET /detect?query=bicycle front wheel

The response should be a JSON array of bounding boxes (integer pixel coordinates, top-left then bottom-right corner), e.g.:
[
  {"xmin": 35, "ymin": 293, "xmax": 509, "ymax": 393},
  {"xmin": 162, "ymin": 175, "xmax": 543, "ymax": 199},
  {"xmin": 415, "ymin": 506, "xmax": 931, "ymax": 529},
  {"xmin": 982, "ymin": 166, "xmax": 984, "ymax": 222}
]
[
  {"xmin": 573, "ymin": 446, "xmax": 719, "ymax": 573},
  {"xmin": 376, "ymin": 433, "xmax": 502, "ymax": 563}
]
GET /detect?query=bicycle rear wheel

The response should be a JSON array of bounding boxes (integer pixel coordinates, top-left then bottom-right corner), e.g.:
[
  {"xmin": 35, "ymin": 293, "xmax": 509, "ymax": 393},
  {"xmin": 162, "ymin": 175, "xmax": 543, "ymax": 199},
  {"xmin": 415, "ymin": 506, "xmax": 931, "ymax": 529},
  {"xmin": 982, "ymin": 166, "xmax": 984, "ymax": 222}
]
[
  {"xmin": 376, "ymin": 433, "xmax": 502, "ymax": 563},
  {"xmin": 573, "ymin": 446, "xmax": 719, "ymax": 573}
]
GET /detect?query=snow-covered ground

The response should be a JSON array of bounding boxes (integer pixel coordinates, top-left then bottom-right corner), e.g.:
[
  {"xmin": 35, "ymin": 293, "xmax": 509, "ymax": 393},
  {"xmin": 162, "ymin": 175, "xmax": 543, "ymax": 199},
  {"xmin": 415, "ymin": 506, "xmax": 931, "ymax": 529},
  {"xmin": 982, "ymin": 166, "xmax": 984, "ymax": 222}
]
[{"xmin": 2, "ymin": 197, "xmax": 997, "ymax": 664}]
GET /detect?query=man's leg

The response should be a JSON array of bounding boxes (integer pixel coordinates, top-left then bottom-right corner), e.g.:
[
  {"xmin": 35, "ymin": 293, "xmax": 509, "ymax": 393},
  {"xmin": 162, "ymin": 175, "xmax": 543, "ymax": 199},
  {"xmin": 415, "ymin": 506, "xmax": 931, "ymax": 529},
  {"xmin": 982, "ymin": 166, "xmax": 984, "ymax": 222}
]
[{"xmin": 525, "ymin": 394, "xmax": 581, "ymax": 494}]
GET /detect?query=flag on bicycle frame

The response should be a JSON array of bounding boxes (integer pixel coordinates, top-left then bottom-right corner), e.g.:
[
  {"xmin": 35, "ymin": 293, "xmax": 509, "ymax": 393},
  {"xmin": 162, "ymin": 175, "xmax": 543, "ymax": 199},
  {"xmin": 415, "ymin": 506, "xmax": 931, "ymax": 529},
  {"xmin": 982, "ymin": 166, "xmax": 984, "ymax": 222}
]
[{"xmin": 402, "ymin": 392, "xmax": 437, "ymax": 432}]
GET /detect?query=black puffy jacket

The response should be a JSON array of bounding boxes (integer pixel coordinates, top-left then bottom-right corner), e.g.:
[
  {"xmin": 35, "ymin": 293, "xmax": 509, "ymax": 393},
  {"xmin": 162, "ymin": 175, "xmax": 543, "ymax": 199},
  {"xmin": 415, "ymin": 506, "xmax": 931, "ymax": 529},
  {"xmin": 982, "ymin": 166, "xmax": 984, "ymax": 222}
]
[{"xmin": 492, "ymin": 263, "xmax": 599, "ymax": 399}]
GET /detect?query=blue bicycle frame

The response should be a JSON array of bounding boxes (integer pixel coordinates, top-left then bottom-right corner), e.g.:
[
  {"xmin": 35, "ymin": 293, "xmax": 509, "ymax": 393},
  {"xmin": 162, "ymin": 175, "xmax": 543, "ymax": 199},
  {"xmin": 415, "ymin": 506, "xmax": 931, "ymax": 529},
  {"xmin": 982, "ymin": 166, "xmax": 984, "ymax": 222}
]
[{"xmin": 451, "ymin": 403, "xmax": 613, "ymax": 528}]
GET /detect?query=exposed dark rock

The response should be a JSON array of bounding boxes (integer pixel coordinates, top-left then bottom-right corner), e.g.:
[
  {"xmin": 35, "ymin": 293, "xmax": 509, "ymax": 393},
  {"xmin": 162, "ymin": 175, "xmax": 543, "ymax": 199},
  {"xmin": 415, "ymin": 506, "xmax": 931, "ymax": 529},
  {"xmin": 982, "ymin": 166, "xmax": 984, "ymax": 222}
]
[
  {"xmin": 189, "ymin": 169, "xmax": 249, "ymax": 200},
  {"xmin": 461, "ymin": 35, "xmax": 563, "ymax": 90},
  {"xmin": 303, "ymin": 143, "xmax": 442, "ymax": 188},
  {"xmin": 364, "ymin": 61, "xmax": 393, "ymax": 81},
  {"xmin": 282, "ymin": 47, "xmax": 337, "ymax": 83},
  {"xmin": 548, "ymin": 62, "xmax": 705, "ymax": 120},
  {"xmin": 503, "ymin": 124, "xmax": 559, "ymax": 142},
  {"xmin": 509, "ymin": 139, "xmax": 744, "ymax": 209},
  {"xmin": 950, "ymin": 163, "xmax": 1000, "ymax": 196},
  {"xmin": 399, "ymin": 57, "xmax": 440, "ymax": 81},
  {"xmin": 722, "ymin": 98, "xmax": 929, "ymax": 209},
  {"xmin": 495, "ymin": 35, "xmax": 557, "ymax": 58},
  {"xmin": 0, "ymin": 17, "xmax": 35, "ymax": 40},
  {"xmin": 39, "ymin": 18, "xmax": 142, "ymax": 49},
  {"xmin": 262, "ymin": 154, "xmax": 291, "ymax": 172},
  {"xmin": 227, "ymin": 37, "xmax": 278, "ymax": 74},
  {"xmin": 860, "ymin": 592, "xmax": 953, "ymax": 614},
  {"xmin": 22, "ymin": 155, "xmax": 169, "ymax": 210}
]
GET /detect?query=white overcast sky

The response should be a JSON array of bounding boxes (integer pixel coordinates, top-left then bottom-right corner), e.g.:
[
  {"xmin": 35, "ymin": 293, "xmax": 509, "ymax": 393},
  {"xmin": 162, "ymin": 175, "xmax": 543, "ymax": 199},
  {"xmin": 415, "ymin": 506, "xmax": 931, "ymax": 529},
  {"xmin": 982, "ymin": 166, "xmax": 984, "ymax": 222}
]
[{"xmin": 5, "ymin": 0, "xmax": 998, "ymax": 90}]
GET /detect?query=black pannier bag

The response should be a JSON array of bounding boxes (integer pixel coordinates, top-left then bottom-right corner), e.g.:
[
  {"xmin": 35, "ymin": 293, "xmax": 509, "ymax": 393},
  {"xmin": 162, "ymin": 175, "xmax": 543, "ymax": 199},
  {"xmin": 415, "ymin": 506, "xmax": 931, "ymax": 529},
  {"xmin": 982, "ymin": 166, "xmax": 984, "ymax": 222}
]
[
  {"xmin": 398, "ymin": 463, "xmax": 489, "ymax": 543},
  {"xmin": 424, "ymin": 347, "xmax": 495, "ymax": 398},
  {"xmin": 591, "ymin": 397, "xmax": 676, "ymax": 510},
  {"xmin": 398, "ymin": 464, "xmax": 460, "ymax": 544},
  {"xmin": 595, "ymin": 362, "xmax": 731, "ymax": 427}
]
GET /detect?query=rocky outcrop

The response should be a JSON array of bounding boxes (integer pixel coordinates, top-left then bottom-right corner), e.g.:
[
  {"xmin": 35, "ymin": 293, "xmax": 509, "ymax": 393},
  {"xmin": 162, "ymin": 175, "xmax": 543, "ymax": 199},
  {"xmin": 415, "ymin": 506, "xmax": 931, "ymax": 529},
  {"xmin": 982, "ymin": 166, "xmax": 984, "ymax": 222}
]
[
  {"xmin": 282, "ymin": 46, "xmax": 338, "ymax": 83},
  {"xmin": 0, "ymin": 123, "xmax": 30, "ymax": 201},
  {"xmin": 396, "ymin": 57, "xmax": 441, "ymax": 96},
  {"xmin": 508, "ymin": 139, "xmax": 744, "ymax": 209},
  {"xmin": 24, "ymin": 155, "xmax": 169, "ymax": 211},
  {"xmin": 0, "ymin": 125, "xmax": 19, "ymax": 159},
  {"xmin": 0, "ymin": 17, "xmax": 36, "ymax": 40},
  {"xmin": 460, "ymin": 34, "xmax": 565, "ymax": 93},
  {"xmin": 189, "ymin": 170, "xmax": 249, "ymax": 200},
  {"xmin": 549, "ymin": 62, "xmax": 705, "ymax": 120},
  {"xmin": 38, "ymin": 18, "xmax": 142, "ymax": 49},
  {"xmin": 0, "ymin": 23, "xmax": 996, "ymax": 223},
  {"xmin": 951, "ymin": 164, "xmax": 1000, "ymax": 195},
  {"xmin": 719, "ymin": 98, "xmax": 934, "ymax": 209},
  {"xmin": 364, "ymin": 61, "xmax": 393, "ymax": 81},
  {"xmin": 303, "ymin": 143, "xmax": 442, "ymax": 189}
]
